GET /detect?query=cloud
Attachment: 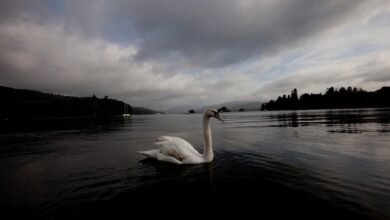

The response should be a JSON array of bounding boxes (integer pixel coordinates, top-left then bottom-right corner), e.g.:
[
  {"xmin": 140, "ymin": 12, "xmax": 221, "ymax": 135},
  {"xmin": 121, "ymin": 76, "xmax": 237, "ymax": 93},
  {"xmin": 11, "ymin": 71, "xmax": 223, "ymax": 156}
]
[
  {"xmin": 258, "ymin": 62, "xmax": 389, "ymax": 97},
  {"xmin": 0, "ymin": 20, "xmax": 258, "ymax": 109},
  {"xmin": 255, "ymin": 48, "xmax": 390, "ymax": 100},
  {"xmin": 0, "ymin": 0, "xmax": 390, "ymax": 109},
  {"xmin": 0, "ymin": 0, "xmax": 44, "ymax": 21},
  {"xmin": 9, "ymin": 0, "xmax": 379, "ymax": 67},
  {"xmin": 108, "ymin": 0, "xmax": 383, "ymax": 67}
]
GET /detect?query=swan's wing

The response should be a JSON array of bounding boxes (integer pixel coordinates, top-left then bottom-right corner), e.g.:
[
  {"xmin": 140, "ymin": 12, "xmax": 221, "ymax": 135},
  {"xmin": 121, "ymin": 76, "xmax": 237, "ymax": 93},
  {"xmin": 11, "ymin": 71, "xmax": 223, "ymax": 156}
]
[
  {"xmin": 138, "ymin": 136, "xmax": 173, "ymax": 157},
  {"xmin": 138, "ymin": 136, "xmax": 201, "ymax": 164},
  {"xmin": 154, "ymin": 136, "xmax": 202, "ymax": 159}
]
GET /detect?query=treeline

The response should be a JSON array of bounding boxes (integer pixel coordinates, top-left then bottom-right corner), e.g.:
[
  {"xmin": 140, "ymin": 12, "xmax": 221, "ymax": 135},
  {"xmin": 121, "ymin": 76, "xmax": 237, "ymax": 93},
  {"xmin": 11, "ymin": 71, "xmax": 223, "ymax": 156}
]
[
  {"xmin": 1, "ymin": 86, "xmax": 132, "ymax": 120},
  {"xmin": 261, "ymin": 86, "xmax": 390, "ymax": 111}
]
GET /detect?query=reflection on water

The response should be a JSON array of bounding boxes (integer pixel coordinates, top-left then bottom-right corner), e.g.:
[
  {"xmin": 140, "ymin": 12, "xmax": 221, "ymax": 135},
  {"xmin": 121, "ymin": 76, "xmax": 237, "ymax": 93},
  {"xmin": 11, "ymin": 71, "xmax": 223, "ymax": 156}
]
[
  {"xmin": 0, "ymin": 108, "xmax": 389, "ymax": 219},
  {"xmin": 260, "ymin": 108, "xmax": 390, "ymax": 131}
]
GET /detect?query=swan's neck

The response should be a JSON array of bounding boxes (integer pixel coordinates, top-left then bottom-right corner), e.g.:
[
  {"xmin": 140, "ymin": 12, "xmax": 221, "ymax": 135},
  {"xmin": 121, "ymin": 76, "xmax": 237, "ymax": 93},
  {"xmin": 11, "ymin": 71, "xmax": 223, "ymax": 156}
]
[{"xmin": 202, "ymin": 114, "xmax": 213, "ymax": 162}]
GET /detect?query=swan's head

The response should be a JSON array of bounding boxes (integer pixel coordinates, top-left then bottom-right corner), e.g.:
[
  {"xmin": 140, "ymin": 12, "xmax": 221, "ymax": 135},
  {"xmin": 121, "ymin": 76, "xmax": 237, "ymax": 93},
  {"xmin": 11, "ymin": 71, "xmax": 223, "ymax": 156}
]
[{"xmin": 204, "ymin": 108, "xmax": 224, "ymax": 122}]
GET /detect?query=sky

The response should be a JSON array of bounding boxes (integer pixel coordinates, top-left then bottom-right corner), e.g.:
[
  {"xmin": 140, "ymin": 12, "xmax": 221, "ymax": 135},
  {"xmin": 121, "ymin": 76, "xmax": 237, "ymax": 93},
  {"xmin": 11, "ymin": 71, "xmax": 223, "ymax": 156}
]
[{"xmin": 1, "ymin": 0, "xmax": 390, "ymax": 110}]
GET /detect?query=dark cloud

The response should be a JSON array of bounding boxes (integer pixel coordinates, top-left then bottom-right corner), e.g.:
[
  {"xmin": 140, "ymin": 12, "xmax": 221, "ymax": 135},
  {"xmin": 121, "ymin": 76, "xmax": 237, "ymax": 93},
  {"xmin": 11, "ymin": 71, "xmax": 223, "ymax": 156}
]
[
  {"xmin": 0, "ymin": 0, "xmax": 55, "ymax": 24},
  {"xmin": 0, "ymin": 0, "xmax": 379, "ymax": 68},
  {"xmin": 0, "ymin": 0, "xmax": 39, "ymax": 20},
  {"xmin": 111, "ymin": 0, "xmax": 371, "ymax": 67},
  {"xmin": 3, "ymin": 0, "xmax": 370, "ymax": 67}
]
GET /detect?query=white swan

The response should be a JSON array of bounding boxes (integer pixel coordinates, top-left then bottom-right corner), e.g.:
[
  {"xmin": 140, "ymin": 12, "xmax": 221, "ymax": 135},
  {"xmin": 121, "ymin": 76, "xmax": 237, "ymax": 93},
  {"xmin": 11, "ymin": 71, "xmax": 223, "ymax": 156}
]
[{"xmin": 138, "ymin": 108, "xmax": 223, "ymax": 164}]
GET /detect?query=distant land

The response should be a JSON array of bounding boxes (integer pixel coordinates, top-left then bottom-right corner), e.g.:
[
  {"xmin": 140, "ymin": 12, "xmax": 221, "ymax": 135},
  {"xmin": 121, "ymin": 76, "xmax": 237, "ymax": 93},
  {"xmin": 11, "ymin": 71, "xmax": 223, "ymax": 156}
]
[
  {"xmin": 132, "ymin": 107, "xmax": 163, "ymax": 115},
  {"xmin": 0, "ymin": 86, "xmax": 162, "ymax": 120},
  {"xmin": 261, "ymin": 86, "xmax": 390, "ymax": 111},
  {"xmin": 195, "ymin": 101, "xmax": 261, "ymax": 113},
  {"xmin": 165, "ymin": 101, "xmax": 261, "ymax": 114}
]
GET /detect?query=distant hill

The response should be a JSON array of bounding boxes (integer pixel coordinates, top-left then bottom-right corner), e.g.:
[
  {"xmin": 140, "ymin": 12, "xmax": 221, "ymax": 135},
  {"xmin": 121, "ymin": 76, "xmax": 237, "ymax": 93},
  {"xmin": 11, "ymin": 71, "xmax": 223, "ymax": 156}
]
[
  {"xmin": 215, "ymin": 101, "xmax": 261, "ymax": 111},
  {"xmin": 164, "ymin": 105, "xmax": 197, "ymax": 114},
  {"xmin": 132, "ymin": 107, "xmax": 164, "ymax": 115},
  {"xmin": 0, "ymin": 86, "xmax": 159, "ymax": 120}
]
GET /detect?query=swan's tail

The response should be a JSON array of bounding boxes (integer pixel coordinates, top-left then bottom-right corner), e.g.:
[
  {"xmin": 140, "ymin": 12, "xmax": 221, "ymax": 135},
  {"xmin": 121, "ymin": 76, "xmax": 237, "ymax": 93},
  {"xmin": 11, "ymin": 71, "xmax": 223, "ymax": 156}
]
[
  {"xmin": 155, "ymin": 136, "xmax": 171, "ymax": 142},
  {"xmin": 138, "ymin": 149, "xmax": 182, "ymax": 164},
  {"xmin": 137, "ymin": 149, "xmax": 160, "ymax": 158}
]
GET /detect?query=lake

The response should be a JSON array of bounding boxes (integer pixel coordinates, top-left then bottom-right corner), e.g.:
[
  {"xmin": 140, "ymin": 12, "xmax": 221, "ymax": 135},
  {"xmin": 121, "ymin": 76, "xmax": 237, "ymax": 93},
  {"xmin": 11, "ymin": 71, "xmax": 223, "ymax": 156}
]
[{"xmin": 1, "ymin": 109, "xmax": 390, "ymax": 219}]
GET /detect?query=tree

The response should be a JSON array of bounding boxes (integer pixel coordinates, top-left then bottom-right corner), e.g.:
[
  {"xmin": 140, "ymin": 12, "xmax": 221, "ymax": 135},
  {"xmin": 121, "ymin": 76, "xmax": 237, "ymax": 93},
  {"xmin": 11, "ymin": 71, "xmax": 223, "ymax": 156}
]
[
  {"xmin": 261, "ymin": 103, "xmax": 266, "ymax": 111},
  {"xmin": 188, "ymin": 109, "xmax": 196, "ymax": 114},
  {"xmin": 326, "ymin": 87, "xmax": 335, "ymax": 96},
  {"xmin": 238, "ymin": 108, "xmax": 245, "ymax": 112},
  {"xmin": 218, "ymin": 106, "xmax": 231, "ymax": 112},
  {"xmin": 291, "ymin": 88, "xmax": 298, "ymax": 101}
]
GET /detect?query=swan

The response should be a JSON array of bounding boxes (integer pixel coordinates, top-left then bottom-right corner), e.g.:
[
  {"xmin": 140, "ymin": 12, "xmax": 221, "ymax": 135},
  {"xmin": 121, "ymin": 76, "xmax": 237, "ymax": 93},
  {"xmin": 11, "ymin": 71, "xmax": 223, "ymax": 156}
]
[{"xmin": 138, "ymin": 108, "xmax": 224, "ymax": 164}]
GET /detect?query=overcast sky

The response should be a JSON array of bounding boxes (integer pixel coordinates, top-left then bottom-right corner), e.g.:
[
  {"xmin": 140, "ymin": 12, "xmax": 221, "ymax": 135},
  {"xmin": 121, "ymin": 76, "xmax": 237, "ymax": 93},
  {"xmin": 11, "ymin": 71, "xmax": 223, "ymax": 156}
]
[{"xmin": 1, "ymin": 0, "xmax": 390, "ymax": 110}]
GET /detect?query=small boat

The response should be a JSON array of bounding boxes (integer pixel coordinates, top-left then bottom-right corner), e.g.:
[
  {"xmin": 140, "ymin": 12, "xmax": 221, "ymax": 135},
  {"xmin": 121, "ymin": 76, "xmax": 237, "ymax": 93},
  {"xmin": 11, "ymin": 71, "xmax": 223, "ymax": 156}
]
[{"xmin": 122, "ymin": 103, "xmax": 131, "ymax": 117}]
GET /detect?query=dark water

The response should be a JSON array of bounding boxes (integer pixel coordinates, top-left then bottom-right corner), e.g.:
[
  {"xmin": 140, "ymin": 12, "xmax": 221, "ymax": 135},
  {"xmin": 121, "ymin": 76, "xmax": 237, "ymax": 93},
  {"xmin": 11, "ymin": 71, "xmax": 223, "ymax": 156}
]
[{"xmin": 1, "ymin": 109, "xmax": 390, "ymax": 219}]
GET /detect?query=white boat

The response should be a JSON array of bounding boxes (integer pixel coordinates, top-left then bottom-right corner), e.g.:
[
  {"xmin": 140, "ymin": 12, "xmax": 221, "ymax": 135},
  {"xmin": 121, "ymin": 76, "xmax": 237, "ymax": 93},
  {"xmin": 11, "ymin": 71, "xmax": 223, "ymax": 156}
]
[{"xmin": 122, "ymin": 103, "xmax": 131, "ymax": 117}]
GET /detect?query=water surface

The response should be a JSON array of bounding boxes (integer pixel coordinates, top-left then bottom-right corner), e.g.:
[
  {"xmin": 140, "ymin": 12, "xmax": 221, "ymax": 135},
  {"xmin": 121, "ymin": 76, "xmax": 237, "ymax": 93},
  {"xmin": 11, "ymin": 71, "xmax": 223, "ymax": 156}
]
[{"xmin": 1, "ymin": 109, "xmax": 389, "ymax": 219}]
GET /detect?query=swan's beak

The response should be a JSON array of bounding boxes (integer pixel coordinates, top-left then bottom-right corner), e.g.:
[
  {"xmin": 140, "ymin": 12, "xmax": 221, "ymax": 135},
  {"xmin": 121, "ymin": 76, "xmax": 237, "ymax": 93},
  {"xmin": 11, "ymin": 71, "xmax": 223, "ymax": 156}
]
[{"xmin": 215, "ymin": 115, "xmax": 224, "ymax": 122}]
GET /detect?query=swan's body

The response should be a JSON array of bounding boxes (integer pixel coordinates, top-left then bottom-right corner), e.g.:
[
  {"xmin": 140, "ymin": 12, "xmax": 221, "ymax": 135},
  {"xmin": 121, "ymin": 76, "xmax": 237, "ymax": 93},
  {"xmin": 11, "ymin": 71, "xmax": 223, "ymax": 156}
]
[
  {"xmin": 138, "ymin": 109, "xmax": 223, "ymax": 164},
  {"xmin": 138, "ymin": 136, "xmax": 206, "ymax": 164}
]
